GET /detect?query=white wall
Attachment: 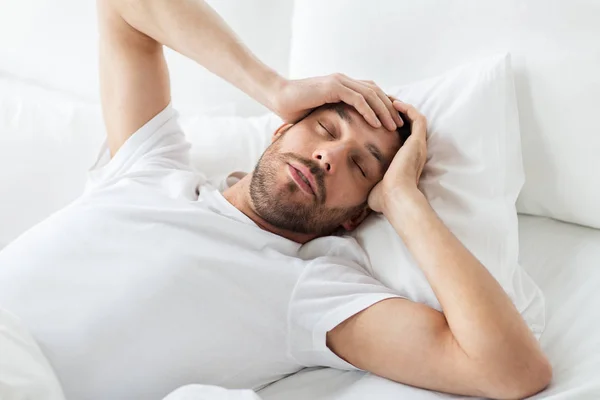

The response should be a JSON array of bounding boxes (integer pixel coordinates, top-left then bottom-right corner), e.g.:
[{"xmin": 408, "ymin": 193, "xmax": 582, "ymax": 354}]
[{"xmin": 0, "ymin": 0, "xmax": 295, "ymax": 115}]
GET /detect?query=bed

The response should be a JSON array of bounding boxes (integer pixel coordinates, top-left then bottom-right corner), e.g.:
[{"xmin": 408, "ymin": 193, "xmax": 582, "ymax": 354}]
[
  {"xmin": 258, "ymin": 215, "xmax": 600, "ymax": 399},
  {"xmin": 1, "ymin": 0, "xmax": 600, "ymax": 399}
]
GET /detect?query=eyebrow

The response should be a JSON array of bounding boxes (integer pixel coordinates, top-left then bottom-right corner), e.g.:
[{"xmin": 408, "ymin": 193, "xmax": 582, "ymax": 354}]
[
  {"xmin": 334, "ymin": 105, "xmax": 353, "ymax": 124},
  {"xmin": 365, "ymin": 143, "xmax": 385, "ymax": 174}
]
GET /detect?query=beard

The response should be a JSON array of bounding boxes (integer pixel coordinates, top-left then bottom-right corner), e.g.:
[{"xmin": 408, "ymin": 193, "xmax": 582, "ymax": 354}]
[{"xmin": 249, "ymin": 141, "xmax": 365, "ymax": 236}]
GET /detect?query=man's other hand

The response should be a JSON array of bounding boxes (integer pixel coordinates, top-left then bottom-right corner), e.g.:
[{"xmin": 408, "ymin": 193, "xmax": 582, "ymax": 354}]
[{"xmin": 368, "ymin": 100, "xmax": 427, "ymax": 213}]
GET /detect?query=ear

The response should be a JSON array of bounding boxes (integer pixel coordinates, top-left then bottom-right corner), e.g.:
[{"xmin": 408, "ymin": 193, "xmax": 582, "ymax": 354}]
[
  {"xmin": 272, "ymin": 123, "xmax": 293, "ymax": 143},
  {"xmin": 341, "ymin": 207, "xmax": 372, "ymax": 232}
]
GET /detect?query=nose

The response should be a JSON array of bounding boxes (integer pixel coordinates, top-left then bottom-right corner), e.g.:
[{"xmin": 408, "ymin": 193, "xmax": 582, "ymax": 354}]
[{"xmin": 312, "ymin": 143, "xmax": 347, "ymax": 175}]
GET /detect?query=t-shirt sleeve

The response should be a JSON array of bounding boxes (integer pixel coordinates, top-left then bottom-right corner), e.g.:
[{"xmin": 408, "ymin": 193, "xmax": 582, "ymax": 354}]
[
  {"xmin": 85, "ymin": 103, "xmax": 195, "ymax": 191},
  {"xmin": 288, "ymin": 237, "xmax": 403, "ymax": 370}
]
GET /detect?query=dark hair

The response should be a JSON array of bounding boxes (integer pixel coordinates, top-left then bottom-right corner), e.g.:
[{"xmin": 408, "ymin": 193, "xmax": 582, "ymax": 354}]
[{"xmin": 396, "ymin": 111, "xmax": 412, "ymax": 146}]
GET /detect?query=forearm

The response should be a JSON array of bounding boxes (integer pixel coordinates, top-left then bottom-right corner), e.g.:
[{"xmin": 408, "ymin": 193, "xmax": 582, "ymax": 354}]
[
  {"xmin": 111, "ymin": 0, "xmax": 283, "ymax": 111},
  {"xmin": 383, "ymin": 189, "xmax": 546, "ymax": 374}
]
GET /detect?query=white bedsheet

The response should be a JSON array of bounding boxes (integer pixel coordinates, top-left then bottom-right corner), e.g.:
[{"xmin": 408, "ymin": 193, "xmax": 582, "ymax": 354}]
[{"xmin": 258, "ymin": 215, "xmax": 600, "ymax": 399}]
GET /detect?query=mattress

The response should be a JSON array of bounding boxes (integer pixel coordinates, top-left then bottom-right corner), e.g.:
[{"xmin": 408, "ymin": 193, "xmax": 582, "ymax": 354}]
[{"xmin": 258, "ymin": 215, "xmax": 600, "ymax": 399}]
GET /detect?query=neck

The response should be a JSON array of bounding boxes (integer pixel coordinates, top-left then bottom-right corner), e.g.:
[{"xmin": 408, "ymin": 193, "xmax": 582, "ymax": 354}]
[{"xmin": 222, "ymin": 174, "xmax": 319, "ymax": 244}]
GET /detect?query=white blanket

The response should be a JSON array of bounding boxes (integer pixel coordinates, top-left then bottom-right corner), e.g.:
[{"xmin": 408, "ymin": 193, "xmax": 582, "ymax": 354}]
[{"xmin": 0, "ymin": 309, "xmax": 65, "ymax": 400}]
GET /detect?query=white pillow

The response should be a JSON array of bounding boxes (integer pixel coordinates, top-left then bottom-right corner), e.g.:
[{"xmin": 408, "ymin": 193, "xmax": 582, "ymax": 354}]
[
  {"xmin": 179, "ymin": 114, "xmax": 282, "ymax": 184},
  {"xmin": 353, "ymin": 55, "xmax": 545, "ymax": 336},
  {"xmin": 163, "ymin": 385, "xmax": 261, "ymax": 400},
  {"xmin": 0, "ymin": 308, "xmax": 66, "ymax": 400},
  {"xmin": 288, "ymin": 0, "xmax": 600, "ymax": 230},
  {"xmin": 182, "ymin": 55, "xmax": 544, "ymax": 336},
  {"xmin": 0, "ymin": 77, "xmax": 105, "ymax": 248},
  {"xmin": 0, "ymin": 76, "xmax": 238, "ymax": 248}
]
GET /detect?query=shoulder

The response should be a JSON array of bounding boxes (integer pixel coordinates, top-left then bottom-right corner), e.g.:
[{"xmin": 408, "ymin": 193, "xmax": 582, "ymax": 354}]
[{"xmin": 298, "ymin": 234, "xmax": 373, "ymax": 276}]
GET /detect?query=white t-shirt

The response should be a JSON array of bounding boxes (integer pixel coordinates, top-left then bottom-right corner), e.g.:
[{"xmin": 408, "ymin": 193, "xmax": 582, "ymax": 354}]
[{"xmin": 0, "ymin": 104, "xmax": 400, "ymax": 400}]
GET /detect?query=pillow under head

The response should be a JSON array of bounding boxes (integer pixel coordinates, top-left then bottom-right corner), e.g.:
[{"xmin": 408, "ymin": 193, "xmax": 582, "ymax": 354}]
[{"xmin": 183, "ymin": 54, "xmax": 544, "ymax": 337}]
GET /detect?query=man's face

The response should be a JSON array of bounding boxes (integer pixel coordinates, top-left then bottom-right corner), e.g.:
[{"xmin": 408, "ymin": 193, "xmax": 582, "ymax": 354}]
[{"xmin": 250, "ymin": 103, "xmax": 402, "ymax": 236}]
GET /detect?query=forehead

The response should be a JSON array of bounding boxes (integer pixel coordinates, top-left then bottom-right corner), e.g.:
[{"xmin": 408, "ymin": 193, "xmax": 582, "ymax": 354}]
[{"xmin": 313, "ymin": 104, "xmax": 401, "ymax": 161}]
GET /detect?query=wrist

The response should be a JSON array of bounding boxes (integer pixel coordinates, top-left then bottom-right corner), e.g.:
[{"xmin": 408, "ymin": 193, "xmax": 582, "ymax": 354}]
[
  {"xmin": 239, "ymin": 57, "xmax": 285, "ymax": 113},
  {"xmin": 260, "ymin": 72, "xmax": 286, "ymax": 114},
  {"xmin": 381, "ymin": 186, "xmax": 427, "ymax": 217}
]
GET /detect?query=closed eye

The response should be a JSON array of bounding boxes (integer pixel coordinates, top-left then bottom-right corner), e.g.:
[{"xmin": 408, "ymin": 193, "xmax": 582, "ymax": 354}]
[
  {"xmin": 353, "ymin": 158, "xmax": 366, "ymax": 177},
  {"xmin": 319, "ymin": 122, "xmax": 335, "ymax": 139}
]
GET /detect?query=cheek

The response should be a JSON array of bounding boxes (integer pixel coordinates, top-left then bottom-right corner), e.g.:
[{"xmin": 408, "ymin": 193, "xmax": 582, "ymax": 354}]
[
  {"xmin": 275, "ymin": 130, "xmax": 316, "ymax": 156},
  {"xmin": 325, "ymin": 175, "xmax": 370, "ymax": 207}
]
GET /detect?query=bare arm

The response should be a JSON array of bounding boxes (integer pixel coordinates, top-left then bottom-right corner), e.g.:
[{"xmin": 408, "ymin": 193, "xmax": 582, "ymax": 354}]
[
  {"xmin": 328, "ymin": 101, "xmax": 551, "ymax": 399},
  {"xmin": 98, "ymin": 0, "xmax": 281, "ymax": 156},
  {"xmin": 98, "ymin": 0, "xmax": 405, "ymax": 156}
]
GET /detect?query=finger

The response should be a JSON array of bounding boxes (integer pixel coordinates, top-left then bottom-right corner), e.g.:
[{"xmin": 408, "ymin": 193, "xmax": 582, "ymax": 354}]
[
  {"xmin": 365, "ymin": 83, "xmax": 405, "ymax": 128},
  {"xmin": 393, "ymin": 100, "xmax": 427, "ymax": 140},
  {"xmin": 332, "ymin": 84, "xmax": 380, "ymax": 127},
  {"xmin": 392, "ymin": 100, "xmax": 422, "ymax": 121},
  {"xmin": 360, "ymin": 79, "xmax": 377, "ymax": 85},
  {"xmin": 360, "ymin": 82, "xmax": 405, "ymax": 128},
  {"xmin": 342, "ymin": 78, "xmax": 396, "ymax": 130}
]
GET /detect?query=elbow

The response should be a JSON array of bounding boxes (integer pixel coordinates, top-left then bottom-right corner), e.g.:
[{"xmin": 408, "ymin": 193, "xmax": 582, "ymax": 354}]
[
  {"xmin": 508, "ymin": 360, "xmax": 552, "ymax": 399},
  {"xmin": 480, "ymin": 355, "xmax": 553, "ymax": 400}
]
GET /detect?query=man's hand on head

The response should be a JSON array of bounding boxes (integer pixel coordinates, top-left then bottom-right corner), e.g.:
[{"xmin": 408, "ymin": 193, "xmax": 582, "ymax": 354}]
[
  {"xmin": 270, "ymin": 74, "xmax": 404, "ymax": 131},
  {"xmin": 368, "ymin": 101, "xmax": 428, "ymax": 214}
]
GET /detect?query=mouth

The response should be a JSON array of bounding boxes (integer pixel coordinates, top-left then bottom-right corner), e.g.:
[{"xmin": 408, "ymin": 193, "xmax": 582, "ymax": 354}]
[{"xmin": 287, "ymin": 163, "xmax": 316, "ymax": 197}]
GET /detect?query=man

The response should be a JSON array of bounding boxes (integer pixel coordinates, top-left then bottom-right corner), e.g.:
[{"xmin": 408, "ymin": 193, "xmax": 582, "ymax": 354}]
[{"xmin": 0, "ymin": 0, "xmax": 551, "ymax": 399}]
